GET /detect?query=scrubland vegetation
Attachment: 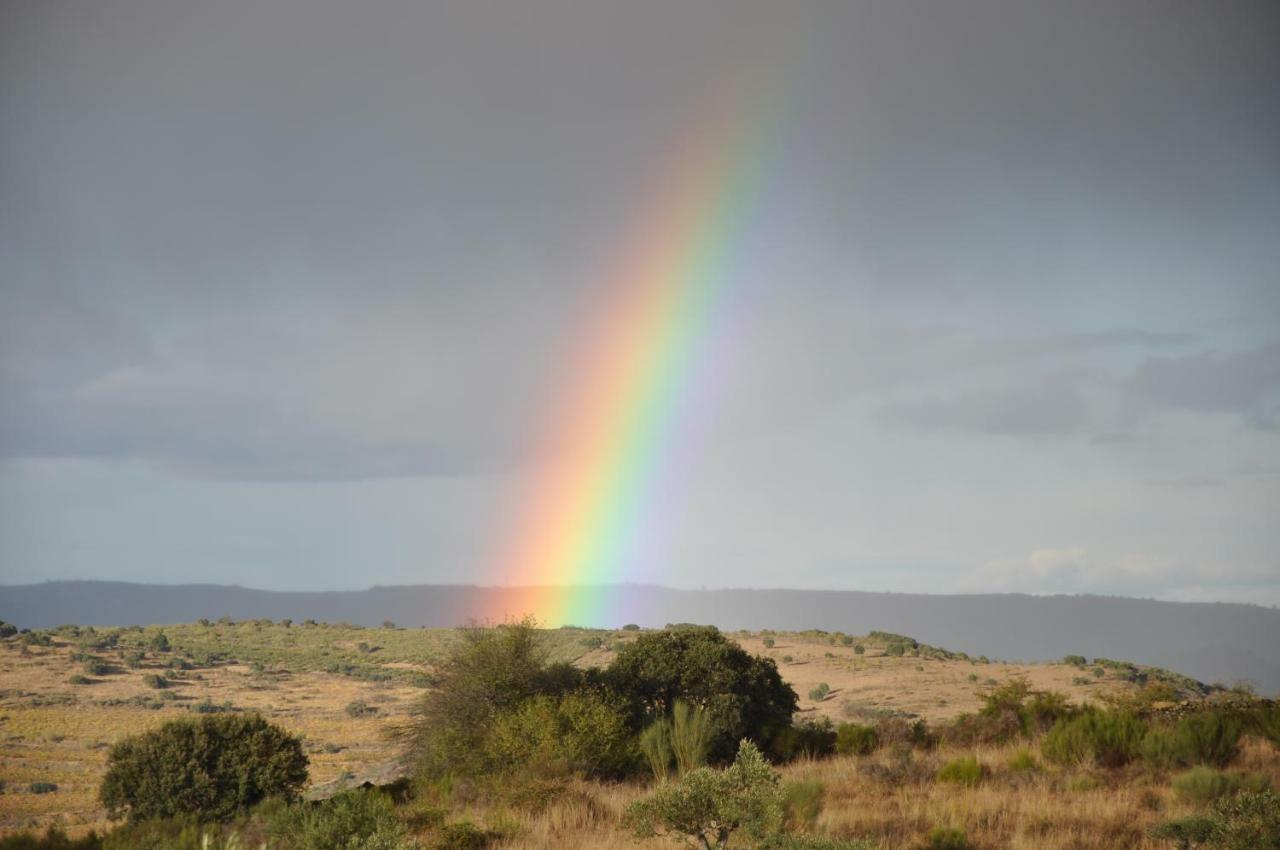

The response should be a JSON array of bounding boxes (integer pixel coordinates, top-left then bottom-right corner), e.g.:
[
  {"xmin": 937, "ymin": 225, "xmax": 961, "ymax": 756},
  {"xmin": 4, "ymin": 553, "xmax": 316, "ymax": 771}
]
[{"xmin": 1, "ymin": 619, "xmax": 1278, "ymax": 849}]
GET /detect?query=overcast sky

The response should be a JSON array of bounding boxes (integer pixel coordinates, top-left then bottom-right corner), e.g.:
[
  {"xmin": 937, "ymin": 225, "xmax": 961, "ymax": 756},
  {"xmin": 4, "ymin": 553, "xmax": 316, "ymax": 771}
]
[{"xmin": 2, "ymin": 0, "xmax": 1278, "ymax": 604}]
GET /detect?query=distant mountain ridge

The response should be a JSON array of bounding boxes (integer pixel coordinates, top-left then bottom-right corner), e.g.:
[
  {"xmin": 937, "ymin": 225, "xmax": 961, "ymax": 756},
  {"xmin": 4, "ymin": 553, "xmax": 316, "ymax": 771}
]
[{"xmin": 2, "ymin": 581, "xmax": 1277, "ymax": 694}]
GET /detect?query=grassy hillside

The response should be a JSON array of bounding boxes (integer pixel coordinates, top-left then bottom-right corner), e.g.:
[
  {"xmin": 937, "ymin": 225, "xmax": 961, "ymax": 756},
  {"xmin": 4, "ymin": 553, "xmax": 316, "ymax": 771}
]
[{"xmin": 1, "ymin": 621, "xmax": 1273, "ymax": 849}]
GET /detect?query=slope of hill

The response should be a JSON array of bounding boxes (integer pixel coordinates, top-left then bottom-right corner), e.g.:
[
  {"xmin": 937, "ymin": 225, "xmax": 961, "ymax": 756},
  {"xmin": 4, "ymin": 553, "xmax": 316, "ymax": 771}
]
[{"xmin": 2, "ymin": 581, "xmax": 1278, "ymax": 693}]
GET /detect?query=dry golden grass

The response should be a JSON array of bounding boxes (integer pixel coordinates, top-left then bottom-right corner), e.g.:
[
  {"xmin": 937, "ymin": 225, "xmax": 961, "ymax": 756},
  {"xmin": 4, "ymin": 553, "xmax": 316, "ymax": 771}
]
[{"xmin": 2, "ymin": 624, "xmax": 1268, "ymax": 849}]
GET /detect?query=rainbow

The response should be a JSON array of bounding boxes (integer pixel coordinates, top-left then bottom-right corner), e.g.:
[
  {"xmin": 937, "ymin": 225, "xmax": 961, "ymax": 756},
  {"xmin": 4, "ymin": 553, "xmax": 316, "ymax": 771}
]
[{"xmin": 490, "ymin": 63, "xmax": 791, "ymax": 628}]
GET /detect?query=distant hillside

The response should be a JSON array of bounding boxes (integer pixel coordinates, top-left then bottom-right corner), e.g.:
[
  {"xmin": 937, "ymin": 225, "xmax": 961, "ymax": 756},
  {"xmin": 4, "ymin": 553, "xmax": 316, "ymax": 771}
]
[{"xmin": 2, "ymin": 581, "xmax": 1277, "ymax": 693}]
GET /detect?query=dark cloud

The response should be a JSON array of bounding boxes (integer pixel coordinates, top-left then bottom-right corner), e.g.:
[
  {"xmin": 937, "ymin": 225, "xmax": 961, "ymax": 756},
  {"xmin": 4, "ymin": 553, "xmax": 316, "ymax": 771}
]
[{"xmin": 1130, "ymin": 343, "xmax": 1280, "ymax": 428}]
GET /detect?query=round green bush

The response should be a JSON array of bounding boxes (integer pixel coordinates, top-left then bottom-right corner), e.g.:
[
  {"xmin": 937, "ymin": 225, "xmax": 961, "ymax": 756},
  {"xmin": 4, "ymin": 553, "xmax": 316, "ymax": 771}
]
[{"xmin": 99, "ymin": 713, "xmax": 308, "ymax": 822}]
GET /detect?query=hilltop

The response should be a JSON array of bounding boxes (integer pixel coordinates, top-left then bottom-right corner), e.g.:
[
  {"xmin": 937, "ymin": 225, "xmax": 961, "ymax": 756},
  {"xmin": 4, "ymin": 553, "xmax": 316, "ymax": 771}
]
[{"xmin": 2, "ymin": 581, "xmax": 1278, "ymax": 693}]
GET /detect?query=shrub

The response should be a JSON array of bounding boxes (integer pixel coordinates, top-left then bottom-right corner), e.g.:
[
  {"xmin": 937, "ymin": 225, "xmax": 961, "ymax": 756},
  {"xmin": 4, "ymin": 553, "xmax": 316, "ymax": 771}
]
[
  {"xmin": 853, "ymin": 645, "xmax": 864, "ymax": 655},
  {"xmin": 264, "ymin": 789, "xmax": 413, "ymax": 850},
  {"xmin": 841, "ymin": 636, "xmax": 854, "ymax": 647},
  {"xmin": 809, "ymin": 683, "xmax": 831, "ymax": 702},
  {"xmin": 345, "ymin": 701, "xmax": 379, "ymax": 718},
  {"xmin": 1157, "ymin": 790, "xmax": 1280, "ymax": 850},
  {"xmin": 640, "ymin": 717, "xmax": 674, "ymax": 782},
  {"xmin": 623, "ymin": 623, "xmax": 641, "ymax": 631},
  {"xmin": 29, "ymin": 782, "xmax": 58, "ymax": 794},
  {"xmin": 884, "ymin": 642, "xmax": 905, "ymax": 657},
  {"xmin": 124, "ymin": 651, "xmax": 145, "ymax": 669},
  {"xmin": 1007, "ymin": 748, "xmax": 1038, "ymax": 772},
  {"xmin": 936, "ymin": 756, "xmax": 985, "ymax": 786},
  {"xmin": 835, "ymin": 723, "xmax": 879, "ymax": 756},
  {"xmin": 671, "ymin": 699, "xmax": 714, "ymax": 775},
  {"xmin": 771, "ymin": 718, "xmax": 837, "ymax": 762},
  {"xmin": 1172, "ymin": 767, "xmax": 1271, "ymax": 806},
  {"xmin": 625, "ymin": 739, "xmax": 781, "ymax": 849},
  {"xmin": 486, "ymin": 690, "xmax": 636, "ymax": 779},
  {"xmin": 148, "ymin": 633, "xmax": 170, "ymax": 653},
  {"xmin": 82, "ymin": 659, "xmax": 112, "ymax": 677},
  {"xmin": 926, "ymin": 828, "xmax": 970, "ymax": 850},
  {"xmin": 142, "ymin": 674, "xmax": 167, "ymax": 689},
  {"xmin": 69, "ymin": 675, "xmax": 92, "ymax": 686},
  {"xmin": 402, "ymin": 618, "xmax": 580, "ymax": 777},
  {"xmin": 606, "ymin": 626, "xmax": 797, "ymax": 761},
  {"xmin": 99, "ymin": 713, "xmax": 308, "ymax": 821},
  {"xmin": 1042, "ymin": 709, "xmax": 1147, "ymax": 768},
  {"xmin": 0, "ymin": 622, "xmax": 17, "ymax": 639},
  {"xmin": 1143, "ymin": 712, "xmax": 1244, "ymax": 770},
  {"xmin": 0, "ymin": 826, "xmax": 103, "ymax": 849},
  {"xmin": 1064, "ymin": 655, "xmax": 1087, "ymax": 666},
  {"xmin": 430, "ymin": 822, "xmax": 493, "ymax": 850},
  {"xmin": 1249, "ymin": 705, "xmax": 1280, "ymax": 748},
  {"xmin": 756, "ymin": 838, "xmax": 874, "ymax": 850},
  {"xmin": 781, "ymin": 780, "xmax": 824, "ymax": 832},
  {"xmin": 763, "ymin": 637, "xmax": 776, "ymax": 648}
]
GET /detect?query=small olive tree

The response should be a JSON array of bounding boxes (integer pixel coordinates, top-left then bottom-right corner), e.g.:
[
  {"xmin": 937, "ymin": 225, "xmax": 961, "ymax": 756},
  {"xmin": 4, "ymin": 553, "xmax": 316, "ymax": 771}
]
[{"xmin": 626, "ymin": 740, "xmax": 781, "ymax": 849}]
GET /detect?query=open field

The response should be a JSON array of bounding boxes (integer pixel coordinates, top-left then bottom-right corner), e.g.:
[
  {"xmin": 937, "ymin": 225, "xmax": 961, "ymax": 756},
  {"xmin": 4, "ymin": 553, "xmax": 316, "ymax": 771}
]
[{"xmin": 2, "ymin": 622, "xmax": 1274, "ymax": 848}]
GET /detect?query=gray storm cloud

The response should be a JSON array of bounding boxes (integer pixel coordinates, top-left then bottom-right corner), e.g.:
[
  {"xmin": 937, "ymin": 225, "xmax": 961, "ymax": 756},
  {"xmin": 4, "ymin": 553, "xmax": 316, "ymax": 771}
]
[{"xmin": 1, "ymin": 0, "xmax": 1277, "ymax": 601}]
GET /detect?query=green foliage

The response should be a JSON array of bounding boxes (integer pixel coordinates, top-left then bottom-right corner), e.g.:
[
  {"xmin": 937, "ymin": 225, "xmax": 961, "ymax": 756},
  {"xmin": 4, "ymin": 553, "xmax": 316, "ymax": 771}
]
[
  {"xmin": 142, "ymin": 674, "xmax": 167, "ymax": 689},
  {"xmin": 640, "ymin": 716, "xmax": 674, "ymax": 782},
  {"xmin": 883, "ymin": 643, "xmax": 905, "ymax": 657},
  {"xmin": 935, "ymin": 756, "xmax": 985, "ymax": 786},
  {"xmin": 29, "ymin": 782, "xmax": 58, "ymax": 794},
  {"xmin": 429, "ymin": 821, "xmax": 494, "ymax": 850},
  {"xmin": 148, "ymin": 632, "xmax": 170, "ymax": 653},
  {"xmin": 808, "ymin": 683, "xmax": 830, "ymax": 702},
  {"xmin": 672, "ymin": 699, "xmax": 715, "ymax": 775},
  {"xmin": 0, "ymin": 826, "xmax": 102, "ymax": 850},
  {"xmin": 763, "ymin": 637, "xmax": 776, "ymax": 648},
  {"xmin": 756, "ymin": 838, "xmax": 875, "ymax": 850},
  {"xmin": 1006, "ymin": 748, "xmax": 1038, "ymax": 772},
  {"xmin": 1144, "ymin": 712, "xmax": 1244, "ymax": 769},
  {"xmin": 263, "ymin": 789, "xmax": 414, "ymax": 850},
  {"xmin": 925, "ymin": 827, "xmax": 970, "ymax": 850},
  {"xmin": 99, "ymin": 713, "xmax": 308, "ymax": 822},
  {"xmin": 834, "ymin": 723, "xmax": 879, "ymax": 756},
  {"xmin": 487, "ymin": 691, "xmax": 636, "ymax": 779},
  {"xmin": 1064, "ymin": 655, "xmax": 1087, "ymax": 666},
  {"xmin": 68, "ymin": 675, "xmax": 92, "ymax": 686},
  {"xmin": 626, "ymin": 740, "xmax": 782, "ymax": 849},
  {"xmin": 1042, "ymin": 708, "xmax": 1147, "ymax": 768},
  {"xmin": 607, "ymin": 626, "xmax": 798, "ymax": 761},
  {"xmin": 770, "ymin": 718, "xmax": 837, "ymax": 762},
  {"xmin": 0, "ymin": 622, "xmax": 18, "ymax": 639},
  {"xmin": 403, "ymin": 618, "xmax": 580, "ymax": 777},
  {"xmin": 623, "ymin": 623, "xmax": 641, "ymax": 631},
  {"xmin": 840, "ymin": 636, "xmax": 854, "ymax": 647},
  {"xmin": 346, "ymin": 701, "xmax": 379, "ymax": 718},
  {"xmin": 780, "ymin": 780, "xmax": 824, "ymax": 832},
  {"xmin": 1156, "ymin": 790, "xmax": 1280, "ymax": 849},
  {"xmin": 1172, "ymin": 767, "xmax": 1271, "ymax": 806},
  {"xmin": 82, "ymin": 659, "xmax": 112, "ymax": 677},
  {"xmin": 853, "ymin": 645, "xmax": 864, "ymax": 655}
]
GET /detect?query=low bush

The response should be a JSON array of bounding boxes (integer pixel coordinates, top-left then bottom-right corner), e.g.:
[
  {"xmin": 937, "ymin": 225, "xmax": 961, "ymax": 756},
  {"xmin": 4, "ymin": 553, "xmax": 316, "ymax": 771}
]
[
  {"xmin": 771, "ymin": 718, "xmax": 837, "ymax": 762},
  {"xmin": 780, "ymin": 780, "xmax": 824, "ymax": 832},
  {"xmin": 1042, "ymin": 708, "xmax": 1147, "ymax": 768},
  {"xmin": 1007, "ymin": 748, "xmax": 1038, "ymax": 772},
  {"xmin": 345, "ymin": 700, "xmax": 378, "ymax": 718},
  {"xmin": 757, "ymin": 837, "xmax": 875, "ymax": 850},
  {"xmin": 1144, "ymin": 711, "xmax": 1244, "ymax": 769},
  {"xmin": 430, "ymin": 821, "xmax": 493, "ymax": 850},
  {"xmin": 29, "ymin": 782, "xmax": 58, "ymax": 794},
  {"xmin": 264, "ymin": 789, "xmax": 414, "ymax": 850},
  {"xmin": 142, "ymin": 674, "xmax": 166, "ymax": 690},
  {"xmin": 926, "ymin": 827, "xmax": 970, "ymax": 850},
  {"xmin": 0, "ymin": 828, "xmax": 102, "ymax": 849},
  {"xmin": 487, "ymin": 690, "xmax": 636, "ymax": 779},
  {"xmin": 835, "ymin": 723, "xmax": 879, "ymax": 756},
  {"xmin": 808, "ymin": 683, "xmax": 831, "ymax": 702},
  {"xmin": 68, "ymin": 675, "xmax": 92, "ymax": 686},
  {"xmin": 1171, "ymin": 767, "xmax": 1271, "ymax": 806},
  {"xmin": 99, "ymin": 713, "xmax": 308, "ymax": 822},
  {"xmin": 1155, "ymin": 790, "xmax": 1280, "ymax": 849},
  {"xmin": 626, "ymin": 740, "xmax": 781, "ymax": 849},
  {"xmin": 936, "ymin": 756, "xmax": 985, "ymax": 786}
]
